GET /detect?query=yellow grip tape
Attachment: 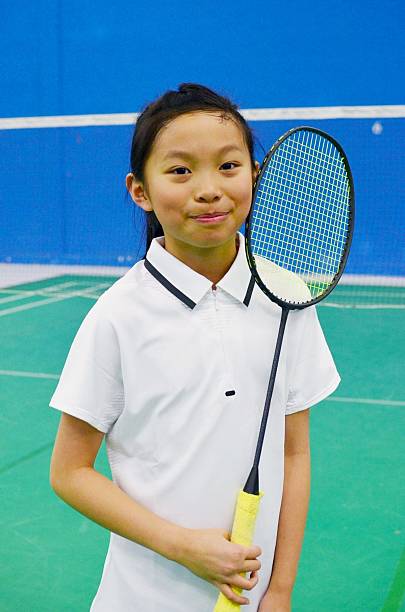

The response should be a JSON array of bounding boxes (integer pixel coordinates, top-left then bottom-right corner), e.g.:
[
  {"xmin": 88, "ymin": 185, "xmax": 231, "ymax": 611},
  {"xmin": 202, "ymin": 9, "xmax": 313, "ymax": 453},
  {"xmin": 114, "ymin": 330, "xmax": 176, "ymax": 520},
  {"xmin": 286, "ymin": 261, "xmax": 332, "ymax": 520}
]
[{"xmin": 213, "ymin": 489, "xmax": 264, "ymax": 611}]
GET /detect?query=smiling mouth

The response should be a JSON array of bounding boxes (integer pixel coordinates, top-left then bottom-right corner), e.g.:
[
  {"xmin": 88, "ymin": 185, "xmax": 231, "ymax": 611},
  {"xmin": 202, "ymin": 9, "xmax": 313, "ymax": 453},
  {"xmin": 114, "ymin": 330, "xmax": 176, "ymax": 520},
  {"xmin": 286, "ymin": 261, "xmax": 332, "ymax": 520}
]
[{"xmin": 192, "ymin": 212, "xmax": 229, "ymax": 219}]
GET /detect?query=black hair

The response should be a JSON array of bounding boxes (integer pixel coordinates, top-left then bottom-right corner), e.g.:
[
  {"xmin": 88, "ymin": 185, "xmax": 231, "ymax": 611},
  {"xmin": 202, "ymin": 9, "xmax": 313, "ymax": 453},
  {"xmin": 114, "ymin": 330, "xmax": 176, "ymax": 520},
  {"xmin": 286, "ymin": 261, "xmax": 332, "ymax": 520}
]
[{"xmin": 128, "ymin": 83, "xmax": 256, "ymax": 256}]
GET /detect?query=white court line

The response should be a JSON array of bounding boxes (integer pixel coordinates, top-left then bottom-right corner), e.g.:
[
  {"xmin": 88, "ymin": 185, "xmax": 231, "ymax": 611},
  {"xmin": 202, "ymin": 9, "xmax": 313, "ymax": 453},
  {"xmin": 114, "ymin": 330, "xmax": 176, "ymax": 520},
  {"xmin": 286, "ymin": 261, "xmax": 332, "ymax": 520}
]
[
  {"xmin": 0, "ymin": 281, "xmax": 109, "ymax": 316},
  {"xmin": 339, "ymin": 274, "xmax": 405, "ymax": 287},
  {"xmin": 331, "ymin": 291, "xmax": 405, "ymax": 298},
  {"xmin": 0, "ymin": 370, "xmax": 59, "ymax": 380},
  {"xmin": 321, "ymin": 303, "xmax": 405, "ymax": 309},
  {"xmin": 0, "ymin": 105, "xmax": 404, "ymax": 130},
  {"xmin": 0, "ymin": 295, "xmax": 72, "ymax": 316},
  {"xmin": 327, "ymin": 397, "xmax": 405, "ymax": 407},
  {"xmin": 0, "ymin": 281, "xmax": 82, "ymax": 304},
  {"xmin": 0, "ymin": 282, "xmax": 111, "ymax": 305}
]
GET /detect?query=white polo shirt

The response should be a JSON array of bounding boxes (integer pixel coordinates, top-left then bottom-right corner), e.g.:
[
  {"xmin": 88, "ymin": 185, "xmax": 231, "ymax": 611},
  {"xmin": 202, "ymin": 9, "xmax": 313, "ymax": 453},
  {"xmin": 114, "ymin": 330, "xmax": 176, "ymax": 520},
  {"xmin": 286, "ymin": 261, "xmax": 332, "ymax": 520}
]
[{"xmin": 49, "ymin": 232, "xmax": 340, "ymax": 612}]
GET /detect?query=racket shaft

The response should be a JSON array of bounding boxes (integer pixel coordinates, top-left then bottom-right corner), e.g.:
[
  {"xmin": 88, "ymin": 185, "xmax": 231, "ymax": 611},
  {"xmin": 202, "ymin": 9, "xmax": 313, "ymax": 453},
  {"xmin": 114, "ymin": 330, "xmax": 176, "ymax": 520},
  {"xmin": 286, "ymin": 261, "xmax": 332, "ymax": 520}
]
[
  {"xmin": 251, "ymin": 308, "xmax": 289, "ymax": 475},
  {"xmin": 213, "ymin": 489, "xmax": 263, "ymax": 611}
]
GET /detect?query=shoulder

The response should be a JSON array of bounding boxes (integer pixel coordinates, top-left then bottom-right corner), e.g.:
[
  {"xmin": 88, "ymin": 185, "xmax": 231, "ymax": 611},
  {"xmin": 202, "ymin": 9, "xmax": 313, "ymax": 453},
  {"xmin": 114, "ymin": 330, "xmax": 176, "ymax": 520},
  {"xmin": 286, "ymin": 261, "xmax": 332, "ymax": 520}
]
[
  {"xmin": 66, "ymin": 261, "xmax": 148, "ymax": 345},
  {"xmin": 254, "ymin": 255, "xmax": 311, "ymax": 303},
  {"xmin": 287, "ymin": 303, "xmax": 320, "ymax": 340},
  {"xmin": 91, "ymin": 259, "xmax": 147, "ymax": 319}
]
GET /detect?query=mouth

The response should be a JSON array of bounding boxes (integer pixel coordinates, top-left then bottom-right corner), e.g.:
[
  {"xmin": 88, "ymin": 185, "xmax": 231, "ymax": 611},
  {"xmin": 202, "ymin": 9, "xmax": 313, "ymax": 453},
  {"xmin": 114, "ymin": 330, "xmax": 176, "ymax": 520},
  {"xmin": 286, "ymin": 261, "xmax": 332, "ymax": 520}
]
[{"xmin": 191, "ymin": 211, "xmax": 230, "ymax": 222}]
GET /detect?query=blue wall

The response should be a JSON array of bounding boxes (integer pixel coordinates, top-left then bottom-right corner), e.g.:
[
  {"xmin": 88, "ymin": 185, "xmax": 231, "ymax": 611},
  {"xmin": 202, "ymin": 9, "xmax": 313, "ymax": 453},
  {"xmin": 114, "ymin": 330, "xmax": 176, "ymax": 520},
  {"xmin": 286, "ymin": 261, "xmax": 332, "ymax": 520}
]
[
  {"xmin": 1, "ymin": 0, "xmax": 404, "ymax": 275},
  {"xmin": 2, "ymin": 0, "xmax": 405, "ymax": 116}
]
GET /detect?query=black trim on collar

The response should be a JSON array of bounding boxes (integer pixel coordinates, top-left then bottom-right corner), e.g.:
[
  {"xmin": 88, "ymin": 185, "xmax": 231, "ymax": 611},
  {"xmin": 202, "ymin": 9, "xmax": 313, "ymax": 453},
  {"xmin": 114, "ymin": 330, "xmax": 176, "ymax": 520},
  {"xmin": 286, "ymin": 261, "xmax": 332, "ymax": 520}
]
[
  {"xmin": 243, "ymin": 274, "xmax": 255, "ymax": 306},
  {"xmin": 144, "ymin": 259, "xmax": 197, "ymax": 309}
]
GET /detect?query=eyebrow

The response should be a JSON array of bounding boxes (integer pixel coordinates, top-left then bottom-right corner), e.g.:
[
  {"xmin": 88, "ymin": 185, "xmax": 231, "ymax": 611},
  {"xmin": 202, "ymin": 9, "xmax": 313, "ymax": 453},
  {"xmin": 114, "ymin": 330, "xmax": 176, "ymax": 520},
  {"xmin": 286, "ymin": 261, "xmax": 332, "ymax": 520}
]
[{"xmin": 161, "ymin": 144, "xmax": 244, "ymax": 161}]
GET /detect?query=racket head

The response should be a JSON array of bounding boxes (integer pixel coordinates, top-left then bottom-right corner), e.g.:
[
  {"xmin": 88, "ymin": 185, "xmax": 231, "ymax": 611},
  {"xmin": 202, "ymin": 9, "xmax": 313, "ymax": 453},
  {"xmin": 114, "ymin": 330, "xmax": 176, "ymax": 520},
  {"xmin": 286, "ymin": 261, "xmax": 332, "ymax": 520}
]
[{"xmin": 245, "ymin": 126, "xmax": 355, "ymax": 309}]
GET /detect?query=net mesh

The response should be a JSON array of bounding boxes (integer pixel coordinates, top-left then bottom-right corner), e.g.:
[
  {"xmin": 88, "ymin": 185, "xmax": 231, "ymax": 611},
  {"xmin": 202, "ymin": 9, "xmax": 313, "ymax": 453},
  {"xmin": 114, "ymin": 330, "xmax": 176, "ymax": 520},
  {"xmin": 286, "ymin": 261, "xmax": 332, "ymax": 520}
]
[{"xmin": 250, "ymin": 129, "xmax": 352, "ymax": 304}]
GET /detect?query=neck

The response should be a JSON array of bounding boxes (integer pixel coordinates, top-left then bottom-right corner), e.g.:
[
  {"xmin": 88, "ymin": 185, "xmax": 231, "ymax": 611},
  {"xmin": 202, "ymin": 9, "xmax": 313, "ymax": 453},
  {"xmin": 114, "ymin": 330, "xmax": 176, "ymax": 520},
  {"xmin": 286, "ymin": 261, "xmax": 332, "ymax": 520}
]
[{"xmin": 162, "ymin": 234, "xmax": 239, "ymax": 285}]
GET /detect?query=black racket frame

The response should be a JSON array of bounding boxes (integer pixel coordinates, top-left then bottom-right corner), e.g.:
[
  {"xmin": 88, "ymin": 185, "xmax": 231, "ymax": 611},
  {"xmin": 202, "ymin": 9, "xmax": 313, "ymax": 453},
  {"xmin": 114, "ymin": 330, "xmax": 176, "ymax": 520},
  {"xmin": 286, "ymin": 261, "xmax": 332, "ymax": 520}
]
[
  {"xmin": 245, "ymin": 126, "xmax": 355, "ymax": 310},
  {"xmin": 242, "ymin": 126, "xmax": 355, "ymax": 495}
]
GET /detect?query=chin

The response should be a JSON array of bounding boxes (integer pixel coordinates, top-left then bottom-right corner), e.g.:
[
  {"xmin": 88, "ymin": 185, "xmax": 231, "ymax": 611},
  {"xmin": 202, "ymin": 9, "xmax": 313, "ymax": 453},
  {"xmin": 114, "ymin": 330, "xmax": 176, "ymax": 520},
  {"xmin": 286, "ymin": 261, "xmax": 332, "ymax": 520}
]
[{"xmin": 192, "ymin": 229, "xmax": 239, "ymax": 248}]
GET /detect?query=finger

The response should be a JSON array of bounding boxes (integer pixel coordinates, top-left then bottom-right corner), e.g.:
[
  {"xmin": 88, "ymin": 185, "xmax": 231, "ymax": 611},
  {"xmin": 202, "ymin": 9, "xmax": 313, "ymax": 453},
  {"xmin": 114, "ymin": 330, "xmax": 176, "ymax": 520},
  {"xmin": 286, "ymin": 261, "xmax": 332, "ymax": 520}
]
[
  {"xmin": 231, "ymin": 572, "xmax": 259, "ymax": 591},
  {"xmin": 246, "ymin": 545, "xmax": 262, "ymax": 559},
  {"xmin": 221, "ymin": 583, "xmax": 250, "ymax": 606},
  {"xmin": 243, "ymin": 558, "xmax": 261, "ymax": 573},
  {"xmin": 214, "ymin": 581, "xmax": 249, "ymax": 606}
]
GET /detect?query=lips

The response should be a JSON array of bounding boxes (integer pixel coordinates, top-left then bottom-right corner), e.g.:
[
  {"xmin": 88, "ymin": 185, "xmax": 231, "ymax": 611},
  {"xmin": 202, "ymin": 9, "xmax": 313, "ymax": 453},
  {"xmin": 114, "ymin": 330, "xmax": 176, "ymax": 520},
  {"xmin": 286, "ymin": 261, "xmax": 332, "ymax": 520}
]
[
  {"xmin": 192, "ymin": 211, "xmax": 229, "ymax": 219},
  {"xmin": 191, "ymin": 212, "xmax": 230, "ymax": 224}
]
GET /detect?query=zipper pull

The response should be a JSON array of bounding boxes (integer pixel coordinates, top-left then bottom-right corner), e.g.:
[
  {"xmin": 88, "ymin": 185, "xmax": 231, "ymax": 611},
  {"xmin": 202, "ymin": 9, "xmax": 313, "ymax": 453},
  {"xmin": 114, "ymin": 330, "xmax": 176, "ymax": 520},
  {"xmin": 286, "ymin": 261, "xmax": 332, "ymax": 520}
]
[{"xmin": 212, "ymin": 284, "xmax": 218, "ymax": 311}]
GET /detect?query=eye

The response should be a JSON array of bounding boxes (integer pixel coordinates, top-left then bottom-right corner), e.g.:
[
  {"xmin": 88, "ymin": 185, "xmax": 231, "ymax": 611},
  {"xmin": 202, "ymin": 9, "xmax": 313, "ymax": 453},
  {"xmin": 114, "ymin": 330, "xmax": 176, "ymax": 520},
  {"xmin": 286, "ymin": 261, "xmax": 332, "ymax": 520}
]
[
  {"xmin": 171, "ymin": 167, "xmax": 191, "ymax": 175},
  {"xmin": 221, "ymin": 162, "xmax": 239, "ymax": 170}
]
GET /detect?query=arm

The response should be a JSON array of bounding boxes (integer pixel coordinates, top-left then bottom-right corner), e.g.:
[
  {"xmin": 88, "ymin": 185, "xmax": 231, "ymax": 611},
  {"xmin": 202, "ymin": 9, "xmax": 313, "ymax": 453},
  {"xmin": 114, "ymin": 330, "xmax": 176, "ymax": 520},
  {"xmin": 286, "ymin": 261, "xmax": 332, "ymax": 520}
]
[
  {"xmin": 50, "ymin": 413, "xmax": 261, "ymax": 606},
  {"xmin": 260, "ymin": 408, "xmax": 311, "ymax": 611},
  {"xmin": 50, "ymin": 412, "xmax": 186, "ymax": 561}
]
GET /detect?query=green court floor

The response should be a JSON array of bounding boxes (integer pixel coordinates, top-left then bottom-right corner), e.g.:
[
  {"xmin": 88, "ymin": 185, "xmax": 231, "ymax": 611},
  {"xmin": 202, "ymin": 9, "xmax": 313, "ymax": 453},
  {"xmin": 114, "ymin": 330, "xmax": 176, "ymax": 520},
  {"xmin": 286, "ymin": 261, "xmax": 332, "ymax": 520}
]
[{"xmin": 1, "ymin": 275, "xmax": 404, "ymax": 611}]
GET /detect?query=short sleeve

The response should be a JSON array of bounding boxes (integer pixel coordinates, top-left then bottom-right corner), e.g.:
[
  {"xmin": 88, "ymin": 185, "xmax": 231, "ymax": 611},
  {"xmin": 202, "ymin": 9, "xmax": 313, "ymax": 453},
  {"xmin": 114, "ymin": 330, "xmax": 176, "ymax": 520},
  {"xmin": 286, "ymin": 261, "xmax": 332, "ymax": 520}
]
[
  {"xmin": 285, "ymin": 306, "xmax": 340, "ymax": 415},
  {"xmin": 49, "ymin": 303, "xmax": 124, "ymax": 433}
]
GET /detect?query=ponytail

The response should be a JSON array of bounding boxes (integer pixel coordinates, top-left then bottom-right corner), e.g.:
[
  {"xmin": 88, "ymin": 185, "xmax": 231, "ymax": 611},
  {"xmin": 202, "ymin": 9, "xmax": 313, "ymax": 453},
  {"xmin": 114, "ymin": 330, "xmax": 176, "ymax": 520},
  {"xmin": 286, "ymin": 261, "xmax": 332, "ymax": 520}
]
[{"xmin": 145, "ymin": 211, "xmax": 164, "ymax": 253}]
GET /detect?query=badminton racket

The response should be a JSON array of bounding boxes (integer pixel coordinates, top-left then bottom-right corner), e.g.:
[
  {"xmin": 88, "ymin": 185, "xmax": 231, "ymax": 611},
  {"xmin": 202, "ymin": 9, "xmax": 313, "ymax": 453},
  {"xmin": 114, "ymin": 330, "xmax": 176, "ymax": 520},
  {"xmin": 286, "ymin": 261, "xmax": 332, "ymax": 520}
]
[{"xmin": 214, "ymin": 126, "xmax": 354, "ymax": 610}]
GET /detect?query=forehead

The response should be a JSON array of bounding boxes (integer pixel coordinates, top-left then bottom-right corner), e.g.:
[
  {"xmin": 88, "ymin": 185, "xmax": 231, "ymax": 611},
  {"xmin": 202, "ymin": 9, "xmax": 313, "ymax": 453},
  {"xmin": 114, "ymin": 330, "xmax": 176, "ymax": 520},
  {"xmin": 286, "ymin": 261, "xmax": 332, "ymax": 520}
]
[{"xmin": 151, "ymin": 111, "xmax": 248, "ymax": 158}]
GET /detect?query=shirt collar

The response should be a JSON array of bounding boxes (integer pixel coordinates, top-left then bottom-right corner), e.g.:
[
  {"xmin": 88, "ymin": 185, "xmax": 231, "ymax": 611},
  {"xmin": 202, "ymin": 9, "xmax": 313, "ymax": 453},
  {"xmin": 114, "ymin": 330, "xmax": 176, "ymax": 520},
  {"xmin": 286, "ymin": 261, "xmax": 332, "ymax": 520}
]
[{"xmin": 144, "ymin": 232, "xmax": 255, "ymax": 309}]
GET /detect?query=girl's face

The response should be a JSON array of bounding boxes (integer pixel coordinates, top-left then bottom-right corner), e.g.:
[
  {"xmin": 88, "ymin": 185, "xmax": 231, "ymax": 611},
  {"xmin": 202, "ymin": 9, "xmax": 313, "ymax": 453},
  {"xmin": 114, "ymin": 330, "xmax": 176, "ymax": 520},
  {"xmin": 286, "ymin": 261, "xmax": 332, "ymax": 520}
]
[{"xmin": 128, "ymin": 111, "xmax": 258, "ymax": 258}]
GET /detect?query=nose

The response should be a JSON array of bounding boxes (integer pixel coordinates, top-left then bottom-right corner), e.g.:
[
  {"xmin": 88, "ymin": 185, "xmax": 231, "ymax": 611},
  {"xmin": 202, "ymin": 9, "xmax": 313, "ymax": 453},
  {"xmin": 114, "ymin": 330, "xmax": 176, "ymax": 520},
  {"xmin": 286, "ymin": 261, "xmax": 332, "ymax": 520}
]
[
  {"xmin": 194, "ymin": 175, "xmax": 223, "ymax": 203},
  {"xmin": 195, "ymin": 191, "xmax": 221, "ymax": 203}
]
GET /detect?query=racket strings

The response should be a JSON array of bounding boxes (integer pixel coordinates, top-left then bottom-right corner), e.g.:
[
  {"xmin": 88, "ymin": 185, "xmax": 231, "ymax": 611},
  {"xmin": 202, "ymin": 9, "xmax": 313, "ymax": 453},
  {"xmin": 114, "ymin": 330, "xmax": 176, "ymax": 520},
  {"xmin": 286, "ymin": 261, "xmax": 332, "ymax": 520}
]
[
  {"xmin": 268, "ymin": 136, "xmax": 349, "ymax": 239},
  {"xmin": 275, "ymin": 140, "xmax": 349, "ymax": 197},
  {"xmin": 255, "ymin": 191, "xmax": 345, "ymax": 273},
  {"xmin": 260, "ymin": 143, "xmax": 348, "ymax": 242},
  {"xmin": 254, "ymin": 189, "xmax": 346, "ymax": 280},
  {"xmin": 268, "ymin": 151, "xmax": 349, "ymax": 216},
  {"xmin": 251, "ymin": 130, "xmax": 351, "ymax": 302},
  {"xmin": 256, "ymin": 182, "xmax": 346, "ymax": 257}
]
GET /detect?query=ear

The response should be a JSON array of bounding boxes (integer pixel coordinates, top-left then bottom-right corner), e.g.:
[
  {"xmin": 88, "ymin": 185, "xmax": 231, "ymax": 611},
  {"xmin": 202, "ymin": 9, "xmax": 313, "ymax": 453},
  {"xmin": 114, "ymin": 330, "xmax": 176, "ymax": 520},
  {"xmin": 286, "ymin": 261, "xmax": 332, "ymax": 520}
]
[
  {"xmin": 253, "ymin": 161, "xmax": 260, "ymax": 182},
  {"xmin": 126, "ymin": 173, "xmax": 153, "ymax": 212}
]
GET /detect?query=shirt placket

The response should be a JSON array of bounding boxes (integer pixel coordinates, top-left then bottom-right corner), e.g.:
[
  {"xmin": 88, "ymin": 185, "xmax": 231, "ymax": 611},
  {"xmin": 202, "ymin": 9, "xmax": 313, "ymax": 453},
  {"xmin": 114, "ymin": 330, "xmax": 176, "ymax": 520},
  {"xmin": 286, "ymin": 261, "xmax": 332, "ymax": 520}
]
[{"xmin": 212, "ymin": 286, "xmax": 236, "ymax": 399}]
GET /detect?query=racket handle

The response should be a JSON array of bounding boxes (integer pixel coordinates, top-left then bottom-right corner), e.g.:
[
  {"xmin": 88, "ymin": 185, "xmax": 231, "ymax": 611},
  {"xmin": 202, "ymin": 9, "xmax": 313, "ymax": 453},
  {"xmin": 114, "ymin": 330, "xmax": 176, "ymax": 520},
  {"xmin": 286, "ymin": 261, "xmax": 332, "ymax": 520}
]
[{"xmin": 213, "ymin": 489, "xmax": 264, "ymax": 611}]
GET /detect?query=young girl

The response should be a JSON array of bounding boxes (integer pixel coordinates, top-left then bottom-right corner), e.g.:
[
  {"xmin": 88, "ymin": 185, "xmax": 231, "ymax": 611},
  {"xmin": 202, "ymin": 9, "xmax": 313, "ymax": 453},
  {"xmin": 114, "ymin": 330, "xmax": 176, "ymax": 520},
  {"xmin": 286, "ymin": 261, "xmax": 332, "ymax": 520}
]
[{"xmin": 49, "ymin": 83, "xmax": 340, "ymax": 612}]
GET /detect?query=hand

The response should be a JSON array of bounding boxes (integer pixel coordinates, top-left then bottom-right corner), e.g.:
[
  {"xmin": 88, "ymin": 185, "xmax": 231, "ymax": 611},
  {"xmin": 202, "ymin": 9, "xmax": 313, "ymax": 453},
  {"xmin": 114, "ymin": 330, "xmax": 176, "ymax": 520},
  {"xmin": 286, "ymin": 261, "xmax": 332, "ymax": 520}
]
[
  {"xmin": 178, "ymin": 528, "xmax": 262, "ymax": 606},
  {"xmin": 258, "ymin": 590, "xmax": 291, "ymax": 611}
]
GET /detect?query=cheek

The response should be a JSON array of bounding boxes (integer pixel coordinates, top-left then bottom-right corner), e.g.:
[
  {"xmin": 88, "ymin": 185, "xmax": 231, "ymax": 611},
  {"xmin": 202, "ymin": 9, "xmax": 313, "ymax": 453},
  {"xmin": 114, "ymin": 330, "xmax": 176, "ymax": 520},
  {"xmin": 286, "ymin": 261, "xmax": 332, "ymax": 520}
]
[
  {"xmin": 233, "ymin": 173, "xmax": 253, "ymax": 205},
  {"xmin": 150, "ymin": 182, "xmax": 186, "ymax": 216}
]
